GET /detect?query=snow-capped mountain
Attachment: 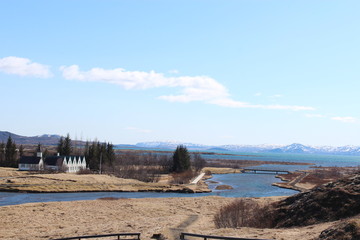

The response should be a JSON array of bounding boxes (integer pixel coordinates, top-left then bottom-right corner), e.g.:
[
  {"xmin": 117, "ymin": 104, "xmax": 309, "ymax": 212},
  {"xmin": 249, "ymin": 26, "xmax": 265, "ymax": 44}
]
[
  {"xmin": 135, "ymin": 141, "xmax": 360, "ymax": 155},
  {"xmin": 269, "ymin": 143, "xmax": 316, "ymax": 153},
  {"xmin": 220, "ymin": 144, "xmax": 283, "ymax": 152}
]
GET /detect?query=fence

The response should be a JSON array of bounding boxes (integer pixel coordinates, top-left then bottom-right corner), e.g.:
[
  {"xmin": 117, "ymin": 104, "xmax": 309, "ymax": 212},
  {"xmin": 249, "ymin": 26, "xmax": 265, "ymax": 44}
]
[
  {"xmin": 52, "ymin": 232, "xmax": 141, "ymax": 240},
  {"xmin": 180, "ymin": 232, "xmax": 271, "ymax": 240}
]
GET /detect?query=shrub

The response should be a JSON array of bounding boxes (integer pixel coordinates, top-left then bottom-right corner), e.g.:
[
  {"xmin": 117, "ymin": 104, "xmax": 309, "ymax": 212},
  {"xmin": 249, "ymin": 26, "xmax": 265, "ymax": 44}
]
[
  {"xmin": 214, "ymin": 199, "xmax": 274, "ymax": 228},
  {"xmin": 170, "ymin": 170, "xmax": 197, "ymax": 184},
  {"xmin": 77, "ymin": 168, "xmax": 93, "ymax": 174},
  {"xmin": 113, "ymin": 165, "xmax": 161, "ymax": 183}
]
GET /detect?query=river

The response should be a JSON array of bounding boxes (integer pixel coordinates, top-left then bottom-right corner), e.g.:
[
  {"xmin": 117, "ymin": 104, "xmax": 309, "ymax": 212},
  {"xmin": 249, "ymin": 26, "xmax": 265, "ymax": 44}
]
[{"xmin": 1, "ymin": 152, "xmax": 359, "ymax": 206}]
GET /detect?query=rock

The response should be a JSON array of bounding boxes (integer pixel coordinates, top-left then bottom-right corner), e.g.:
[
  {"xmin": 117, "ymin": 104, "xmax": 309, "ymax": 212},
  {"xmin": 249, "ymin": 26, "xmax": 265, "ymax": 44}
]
[{"xmin": 215, "ymin": 185, "xmax": 233, "ymax": 190}]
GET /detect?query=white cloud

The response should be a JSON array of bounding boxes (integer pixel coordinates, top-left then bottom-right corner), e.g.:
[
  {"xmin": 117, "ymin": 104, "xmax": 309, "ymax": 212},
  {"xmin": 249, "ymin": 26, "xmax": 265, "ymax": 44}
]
[
  {"xmin": 305, "ymin": 114, "xmax": 326, "ymax": 118},
  {"xmin": 60, "ymin": 65, "xmax": 315, "ymax": 111},
  {"xmin": 331, "ymin": 116, "xmax": 357, "ymax": 123},
  {"xmin": 254, "ymin": 92, "xmax": 262, "ymax": 97},
  {"xmin": 0, "ymin": 56, "xmax": 52, "ymax": 78},
  {"xmin": 125, "ymin": 127, "xmax": 153, "ymax": 133}
]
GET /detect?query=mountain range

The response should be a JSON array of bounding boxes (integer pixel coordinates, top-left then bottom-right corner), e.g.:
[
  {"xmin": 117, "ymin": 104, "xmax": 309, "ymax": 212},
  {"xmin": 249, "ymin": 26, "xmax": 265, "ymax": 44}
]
[
  {"xmin": 136, "ymin": 142, "xmax": 360, "ymax": 156},
  {"xmin": 1, "ymin": 131, "xmax": 360, "ymax": 156}
]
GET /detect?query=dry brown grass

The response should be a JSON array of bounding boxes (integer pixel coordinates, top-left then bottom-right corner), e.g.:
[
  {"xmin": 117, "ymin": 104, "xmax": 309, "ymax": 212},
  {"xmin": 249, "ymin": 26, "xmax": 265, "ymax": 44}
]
[
  {"xmin": 203, "ymin": 167, "xmax": 241, "ymax": 174},
  {"xmin": 1, "ymin": 195, "xmax": 338, "ymax": 240},
  {"xmin": 0, "ymin": 167, "xmax": 30, "ymax": 177},
  {"xmin": 301, "ymin": 167, "xmax": 357, "ymax": 187},
  {"xmin": 0, "ymin": 168, "xmax": 210, "ymax": 193},
  {"xmin": 274, "ymin": 167, "xmax": 360, "ymax": 192}
]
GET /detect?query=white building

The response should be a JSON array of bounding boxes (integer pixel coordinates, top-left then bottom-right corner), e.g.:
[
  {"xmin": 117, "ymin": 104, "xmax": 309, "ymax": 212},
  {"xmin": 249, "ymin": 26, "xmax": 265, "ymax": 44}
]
[
  {"xmin": 19, "ymin": 152, "xmax": 87, "ymax": 173},
  {"xmin": 18, "ymin": 152, "xmax": 44, "ymax": 171}
]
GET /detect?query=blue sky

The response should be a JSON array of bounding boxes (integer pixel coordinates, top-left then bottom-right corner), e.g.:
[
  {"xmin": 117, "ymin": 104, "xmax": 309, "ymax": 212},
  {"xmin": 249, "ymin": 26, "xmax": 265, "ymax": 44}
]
[{"xmin": 1, "ymin": 0, "xmax": 359, "ymax": 146}]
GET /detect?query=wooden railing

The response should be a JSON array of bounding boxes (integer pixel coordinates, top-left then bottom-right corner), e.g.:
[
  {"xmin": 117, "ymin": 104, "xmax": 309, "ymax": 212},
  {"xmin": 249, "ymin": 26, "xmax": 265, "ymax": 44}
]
[
  {"xmin": 180, "ymin": 232, "xmax": 271, "ymax": 240},
  {"xmin": 52, "ymin": 232, "xmax": 141, "ymax": 240}
]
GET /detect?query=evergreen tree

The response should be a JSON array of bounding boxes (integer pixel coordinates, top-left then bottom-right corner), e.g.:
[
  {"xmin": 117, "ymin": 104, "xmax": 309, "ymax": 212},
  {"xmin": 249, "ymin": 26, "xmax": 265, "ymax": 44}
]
[
  {"xmin": 63, "ymin": 134, "xmax": 72, "ymax": 156},
  {"xmin": 0, "ymin": 142, "xmax": 5, "ymax": 166},
  {"xmin": 84, "ymin": 140, "xmax": 115, "ymax": 171},
  {"xmin": 172, "ymin": 145, "xmax": 191, "ymax": 173},
  {"xmin": 106, "ymin": 142, "xmax": 115, "ymax": 165},
  {"xmin": 83, "ymin": 141, "xmax": 90, "ymax": 158},
  {"xmin": 57, "ymin": 134, "xmax": 72, "ymax": 155},
  {"xmin": 5, "ymin": 136, "xmax": 17, "ymax": 167},
  {"xmin": 88, "ymin": 141, "xmax": 100, "ymax": 170}
]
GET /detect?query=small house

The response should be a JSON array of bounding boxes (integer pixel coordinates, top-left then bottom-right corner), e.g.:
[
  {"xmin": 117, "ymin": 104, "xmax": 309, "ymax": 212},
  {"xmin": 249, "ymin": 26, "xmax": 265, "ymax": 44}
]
[{"xmin": 18, "ymin": 152, "xmax": 44, "ymax": 171}]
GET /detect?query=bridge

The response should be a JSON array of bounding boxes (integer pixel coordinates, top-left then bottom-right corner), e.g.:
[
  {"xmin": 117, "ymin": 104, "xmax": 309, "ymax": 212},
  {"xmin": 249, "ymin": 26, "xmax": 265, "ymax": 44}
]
[{"xmin": 242, "ymin": 168, "xmax": 290, "ymax": 175}]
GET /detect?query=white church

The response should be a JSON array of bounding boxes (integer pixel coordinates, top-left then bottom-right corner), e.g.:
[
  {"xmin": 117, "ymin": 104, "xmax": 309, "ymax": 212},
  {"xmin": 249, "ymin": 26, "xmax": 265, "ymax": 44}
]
[{"xmin": 19, "ymin": 152, "xmax": 86, "ymax": 173}]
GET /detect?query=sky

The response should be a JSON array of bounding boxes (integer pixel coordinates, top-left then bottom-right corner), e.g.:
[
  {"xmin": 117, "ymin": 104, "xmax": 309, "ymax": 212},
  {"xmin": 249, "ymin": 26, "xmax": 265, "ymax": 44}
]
[{"xmin": 1, "ymin": 0, "xmax": 360, "ymax": 146}]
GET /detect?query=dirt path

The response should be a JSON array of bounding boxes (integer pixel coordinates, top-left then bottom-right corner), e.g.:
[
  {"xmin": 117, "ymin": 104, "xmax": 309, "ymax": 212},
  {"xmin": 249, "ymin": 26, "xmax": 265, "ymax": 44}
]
[
  {"xmin": 170, "ymin": 215, "xmax": 199, "ymax": 239},
  {"xmin": 289, "ymin": 171, "xmax": 310, "ymax": 192}
]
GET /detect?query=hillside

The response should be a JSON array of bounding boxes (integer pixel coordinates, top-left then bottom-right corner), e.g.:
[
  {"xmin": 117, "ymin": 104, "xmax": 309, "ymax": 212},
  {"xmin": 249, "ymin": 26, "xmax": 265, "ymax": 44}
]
[
  {"xmin": 272, "ymin": 173, "xmax": 360, "ymax": 227},
  {"xmin": 0, "ymin": 131, "xmax": 61, "ymax": 145}
]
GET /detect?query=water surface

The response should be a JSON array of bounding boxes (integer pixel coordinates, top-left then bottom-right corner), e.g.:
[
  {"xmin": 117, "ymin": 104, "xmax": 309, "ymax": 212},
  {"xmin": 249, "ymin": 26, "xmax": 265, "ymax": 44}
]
[{"xmin": 1, "ymin": 151, "xmax": 359, "ymax": 206}]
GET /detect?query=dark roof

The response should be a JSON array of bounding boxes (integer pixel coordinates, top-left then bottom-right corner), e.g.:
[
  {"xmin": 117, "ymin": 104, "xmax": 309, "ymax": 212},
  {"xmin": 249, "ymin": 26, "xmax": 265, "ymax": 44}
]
[
  {"xmin": 44, "ymin": 155, "xmax": 84, "ymax": 165},
  {"xmin": 44, "ymin": 156, "xmax": 63, "ymax": 166},
  {"xmin": 19, "ymin": 156, "xmax": 41, "ymax": 164},
  {"xmin": 60, "ymin": 155, "xmax": 85, "ymax": 158}
]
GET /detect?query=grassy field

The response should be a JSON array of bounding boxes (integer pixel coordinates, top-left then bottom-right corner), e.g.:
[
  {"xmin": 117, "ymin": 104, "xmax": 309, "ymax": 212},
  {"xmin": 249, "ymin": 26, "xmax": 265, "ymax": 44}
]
[{"xmin": 0, "ymin": 167, "xmax": 210, "ymax": 193}]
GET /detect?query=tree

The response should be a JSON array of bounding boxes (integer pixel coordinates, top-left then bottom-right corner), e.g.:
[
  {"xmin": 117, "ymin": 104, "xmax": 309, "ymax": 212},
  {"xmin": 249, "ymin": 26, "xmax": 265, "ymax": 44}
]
[
  {"xmin": 83, "ymin": 140, "xmax": 116, "ymax": 172},
  {"xmin": 57, "ymin": 134, "xmax": 72, "ymax": 155},
  {"xmin": 86, "ymin": 141, "xmax": 100, "ymax": 171},
  {"xmin": 5, "ymin": 136, "xmax": 17, "ymax": 167},
  {"xmin": 63, "ymin": 134, "xmax": 72, "ymax": 156},
  {"xmin": 0, "ymin": 142, "xmax": 5, "ymax": 166},
  {"xmin": 172, "ymin": 145, "xmax": 191, "ymax": 173},
  {"xmin": 193, "ymin": 152, "xmax": 206, "ymax": 172},
  {"xmin": 106, "ymin": 142, "xmax": 115, "ymax": 166}
]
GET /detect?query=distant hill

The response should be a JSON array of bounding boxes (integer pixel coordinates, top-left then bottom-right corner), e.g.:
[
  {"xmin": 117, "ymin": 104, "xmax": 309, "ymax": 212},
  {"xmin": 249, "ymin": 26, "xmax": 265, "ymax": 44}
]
[
  {"xmin": 136, "ymin": 141, "xmax": 360, "ymax": 156},
  {"xmin": 207, "ymin": 147, "xmax": 229, "ymax": 152},
  {"xmin": 0, "ymin": 131, "xmax": 61, "ymax": 145},
  {"xmin": 2, "ymin": 131, "xmax": 360, "ymax": 156}
]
